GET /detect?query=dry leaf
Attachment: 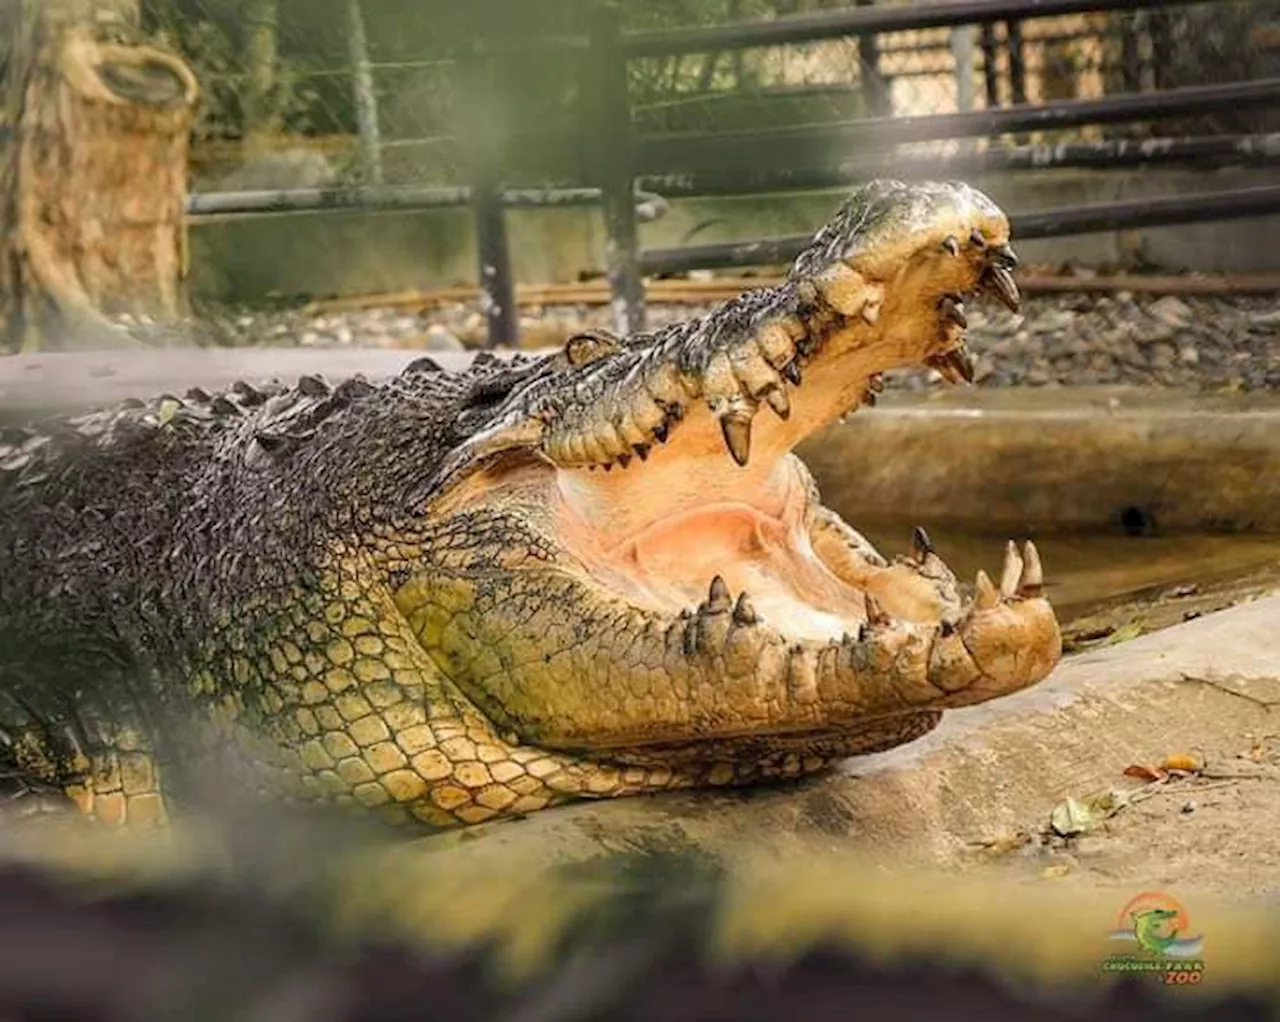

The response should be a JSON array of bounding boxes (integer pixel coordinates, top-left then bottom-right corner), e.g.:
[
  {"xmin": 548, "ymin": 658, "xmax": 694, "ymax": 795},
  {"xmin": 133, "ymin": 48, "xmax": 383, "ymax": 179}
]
[
  {"xmin": 1161, "ymin": 752, "xmax": 1205, "ymax": 773},
  {"xmin": 1100, "ymin": 620, "xmax": 1144, "ymax": 647},
  {"xmin": 1050, "ymin": 790, "xmax": 1128, "ymax": 837},
  {"xmin": 971, "ymin": 830, "xmax": 1032, "ymax": 855}
]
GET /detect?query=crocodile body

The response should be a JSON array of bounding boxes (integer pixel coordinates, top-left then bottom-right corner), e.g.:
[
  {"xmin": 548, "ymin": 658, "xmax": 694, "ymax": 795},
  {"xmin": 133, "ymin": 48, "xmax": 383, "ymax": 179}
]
[{"xmin": 0, "ymin": 180, "xmax": 1062, "ymax": 830}]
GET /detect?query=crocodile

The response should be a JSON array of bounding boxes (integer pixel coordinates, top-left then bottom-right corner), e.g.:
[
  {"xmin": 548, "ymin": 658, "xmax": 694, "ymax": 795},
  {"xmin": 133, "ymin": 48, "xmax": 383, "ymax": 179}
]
[{"xmin": 0, "ymin": 179, "xmax": 1062, "ymax": 831}]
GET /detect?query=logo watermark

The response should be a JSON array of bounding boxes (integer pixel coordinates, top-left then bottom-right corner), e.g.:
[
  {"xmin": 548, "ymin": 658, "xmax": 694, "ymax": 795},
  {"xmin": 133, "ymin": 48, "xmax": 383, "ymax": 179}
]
[{"xmin": 1101, "ymin": 891, "xmax": 1205, "ymax": 987}]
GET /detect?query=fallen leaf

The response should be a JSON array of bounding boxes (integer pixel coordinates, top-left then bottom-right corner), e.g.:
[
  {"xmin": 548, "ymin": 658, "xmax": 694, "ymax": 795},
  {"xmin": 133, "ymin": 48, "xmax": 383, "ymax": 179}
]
[
  {"xmin": 970, "ymin": 830, "xmax": 1032, "ymax": 855},
  {"xmin": 1099, "ymin": 620, "xmax": 1144, "ymax": 646},
  {"xmin": 1161, "ymin": 753, "xmax": 1205, "ymax": 773},
  {"xmin": 1049, "ymin": 790, "xmax": 1125, "ymax": 837},
  {"xmin": 1040, "ymin": 863, "xmax": 1073, "ymax": 880},
  {"xmin": 1123, "ymin": 764, "xmax": 1167, "ymax": 783}
]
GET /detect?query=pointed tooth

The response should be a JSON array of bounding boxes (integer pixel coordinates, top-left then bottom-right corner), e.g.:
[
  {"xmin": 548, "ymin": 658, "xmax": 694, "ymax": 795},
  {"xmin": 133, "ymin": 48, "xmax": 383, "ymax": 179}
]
[
  {"xmin": 732, "ymin": 592, "xmax": 757, "ymax": 626},
  {"xmin": 762, "ymin": 385, "xmax": 791, "ymax": 420},
  {"xmin": 912, "ymin": 526, "xmax": 933, "ymax": 563},
  {"xmin": 941, "ymin": 235, "xmax": 960, "ymax": 257},
  {"xmin": 861, "ymin": 300, "xmax": 880, "ymax": 325},
  {"xmin": 602, "ymin": 462, "xmax": 613, "ymax": 472},
  {"xmin": 788, "ymin": 645, "xmax": 819, "ymax": 705},
  {"xmin": 652, "ymin": 422, "xmax": 668, "ymax": 443},
  {"xmin": 707, "ymin": 575, "xmax": 732, "ymax": 613},
  {"xmin": 983, "ymin": 265, "xmax": 1021, "ymax": 312},
  {"xmin": 867, "ymin": 372, "xmax": 885, "ymax": 393},
  {"xmin": 991, "ymin": 242, "xmax": 1019, "ymax": 269},
  {"xmin": 716, "ymin": 403, "xmax": 755, "ymax": 467},
  {"xmin": 951, "ymin": 344, "xmax": 975, "ymax": 383},
  {"xmin": 940, "ymin": 295, "xmax": 968, "ymax": 328},
  {"xmin": 928, "ymin": 344, "xmax": 975, "ymax": 384},
  {"xmin": 682, "ymin": 620, "xmax": 698, "ymax": 656},
  {"xmin": 999, "ymin": 540, "xmax": 1023, "ymax": 598},
  {"xmin": 969, "ymin": 228, "xmax": 986, "ymax": 249},
  {"xmin": 1019, "ymin": 540, "xmax": 1044, "ymax": 597},
  {"xmin": 782, "ymin": 361, "xmax": 802, "ymax": 385},
  {"xmin": 616, "ymin": 453, "xmax": 632, "ymax": 469},
  {"xmin": 863, "ymin": 391, "xmax": 877, "ymax": 408},
  {"xmin": 974, "ymin": 569, "xmax": 1000, "ymax": 610},
  {"xmin": 633, "ymin": 443, "xmax": 650, "ymax": 461},
  {"xmin": 864, "ymin": 593, "xmax": 891, "ymax": 626}
]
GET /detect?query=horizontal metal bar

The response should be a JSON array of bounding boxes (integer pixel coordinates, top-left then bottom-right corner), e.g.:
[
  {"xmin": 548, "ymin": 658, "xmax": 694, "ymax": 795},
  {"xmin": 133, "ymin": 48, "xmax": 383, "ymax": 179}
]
[
  {"xmin": 186, "ymin": 185, "xmax": 668, "ymax": 220},
  {"xmin": 638, "ymin": 185, "xmax": 1280, "ymax": 274},
  {"xmin": 634, "ymin": 77, "xmax": 1280, "ymax": 173},
  {"xmin": 638, "ymin": 133, "xmax": 1280, "ymax": 197},
  {"xmin": 622, "ymin": 0, "xmax": 1211, "ymax": 57}
]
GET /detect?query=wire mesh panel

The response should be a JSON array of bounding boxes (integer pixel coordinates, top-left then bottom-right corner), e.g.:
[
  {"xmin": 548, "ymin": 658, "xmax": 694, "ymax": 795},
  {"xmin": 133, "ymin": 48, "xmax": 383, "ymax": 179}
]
[{"xmin": 139, "ymin": 0, "xmax": 1279, "ymax": 198}]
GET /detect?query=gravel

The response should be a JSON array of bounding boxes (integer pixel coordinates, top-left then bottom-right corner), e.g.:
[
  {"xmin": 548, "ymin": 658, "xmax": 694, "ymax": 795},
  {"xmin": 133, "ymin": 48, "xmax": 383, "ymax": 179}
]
[{"xmin": 122, "ymin": 288, "xmax": 1280, "ymax": 393}]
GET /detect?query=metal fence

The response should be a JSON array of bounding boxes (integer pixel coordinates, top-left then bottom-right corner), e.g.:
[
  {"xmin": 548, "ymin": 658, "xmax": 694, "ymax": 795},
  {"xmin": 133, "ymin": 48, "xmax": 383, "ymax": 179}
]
[{"xmin": 143, "ymin": 0, "xmax": 1280, "ymax": 344}]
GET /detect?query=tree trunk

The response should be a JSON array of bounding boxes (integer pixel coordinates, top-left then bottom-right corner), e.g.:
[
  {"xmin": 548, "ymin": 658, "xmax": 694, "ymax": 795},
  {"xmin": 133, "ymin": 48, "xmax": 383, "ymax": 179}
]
[{"xmin": 0, "ymin": 0, "xmax": 199, "ymax": 352}]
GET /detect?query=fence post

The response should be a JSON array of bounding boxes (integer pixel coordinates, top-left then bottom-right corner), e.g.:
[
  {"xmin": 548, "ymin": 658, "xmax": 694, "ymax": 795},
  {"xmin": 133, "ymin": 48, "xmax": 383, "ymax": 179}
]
[
  {"xmin": 457, "ymin": 46, "xmax": 517, "ymax": 349},
  {"xmin": 952, "ymin": 25, "xmax": 976, "ymax": 113},
  {"xmin": 1006, "ymin": 19, "xmax": 1027, "ymax": 105},
  {"xmin": 855, "ymin": 0, "xmax": 890, "ymax": 116},
  {"xmin": 346, "ymin": 0, "xmax": 384, "ymax": 185},
  {"xmin": 980, "ymin": 22, "xmax": 1001, "ymax": 107},
  {"xmin": 586, "ymin": 3, "xmax": 644, "ymax": 335}
]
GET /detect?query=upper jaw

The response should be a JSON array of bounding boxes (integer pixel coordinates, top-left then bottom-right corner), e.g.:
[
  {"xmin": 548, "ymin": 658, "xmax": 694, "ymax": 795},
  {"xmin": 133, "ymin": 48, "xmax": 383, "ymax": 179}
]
[{"xmin": 423, "ymin": 180, "xmax": 1020, "ymax": 507}]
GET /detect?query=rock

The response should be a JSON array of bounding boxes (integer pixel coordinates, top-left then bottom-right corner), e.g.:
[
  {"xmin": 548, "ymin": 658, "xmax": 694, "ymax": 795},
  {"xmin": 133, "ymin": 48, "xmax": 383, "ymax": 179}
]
[
  {"xmin": 1251, "ymin": 309, "xmax": 1280, "ymax": 332},
  {"xmin": 1178, "ymin": 345, "xmax": 1200, "ymax": 366},
  {"xmin": 1148, "ymin": 295, "xmax": 1192, "ymax": 327},
  {"xmin": 423, "ymin": 325, "xmax": 464, "ymax": 351}
]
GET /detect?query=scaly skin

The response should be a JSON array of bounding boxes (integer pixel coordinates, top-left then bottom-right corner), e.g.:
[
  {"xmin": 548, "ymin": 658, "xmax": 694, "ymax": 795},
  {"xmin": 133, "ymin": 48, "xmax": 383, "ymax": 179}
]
[{"xmin": 0, "ymin": 180, "xmax": 1062, "ymax": 830}]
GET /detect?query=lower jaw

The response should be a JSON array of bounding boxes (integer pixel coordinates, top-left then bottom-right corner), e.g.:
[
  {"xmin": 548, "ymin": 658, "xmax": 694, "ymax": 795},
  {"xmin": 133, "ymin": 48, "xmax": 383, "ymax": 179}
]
[{"xmin": 571, "ymin": 712, "xmax": 945, "ymax": 770}]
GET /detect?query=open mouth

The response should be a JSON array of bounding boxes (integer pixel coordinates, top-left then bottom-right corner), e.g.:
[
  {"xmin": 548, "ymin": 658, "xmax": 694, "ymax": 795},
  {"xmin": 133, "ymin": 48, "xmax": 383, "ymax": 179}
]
[{"xmin": 407, "ymin": 181, "xmax": 1062, "ymax": 767}]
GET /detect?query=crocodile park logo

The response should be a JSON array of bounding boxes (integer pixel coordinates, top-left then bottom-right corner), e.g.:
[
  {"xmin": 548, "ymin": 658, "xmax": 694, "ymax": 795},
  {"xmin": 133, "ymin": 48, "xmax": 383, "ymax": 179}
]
[{"xmin": 1101, "ymin": 891, "xmax": 1206, "ymax": 986}]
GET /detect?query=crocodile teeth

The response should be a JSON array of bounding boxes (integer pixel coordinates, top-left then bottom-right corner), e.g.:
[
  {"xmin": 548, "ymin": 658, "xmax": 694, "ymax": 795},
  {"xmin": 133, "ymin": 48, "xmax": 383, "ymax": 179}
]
[
  {"xmin": 974, "ymin": 569, "xmax": 1000, "ymax": 610},
  {"xmin": 716, "ymin": 401, "xmax": 755, "ymax": 467},
  {"xmin": 940, "ymin": 295, "xmax": 968, "ymax": 328},
  {"xmin": 861, "ymin": 299, "xmax": 881, "ymax": 325},
  {"xmin": 652, "ymin": 423, "xmax": 669, "ymax": 443},
  {"xmin": 1019, "ymin": 540, "xmax": 1044, "ymax": 597},
  {"xmin": 941, "ymin": 235, "xmax": 961, "ymax": 257},
  {"xmin": 633, "ymin": 443, "xmax": 650, "ymax": 461},
  {"xmin": 616, "ymin": 453, "xmax": 632, "ymax": 469},
  {"xmin": 782, "ymin": 361, "xmax": 802, "ymax": 385},
  {"xmin": 999, "ymin": 540, "xmax": 1024, "ymax": 598},
  {"xmin": 706, "ymin": 575, "xmax": 732, "ymax": 613},
  {"xmin": 969, "ymin": 228, "xmax": 986, "ymax": 249},
  {"xmin": 732, "ymin": 592, "xmax": 758, "ymax": 625},
  {"xmin": 911, "ymin": 525, "xmax": 933, "ymax": 563},
  {"xmin": 864, "ymin": 593, "xmax": 891, "ymax": 626},
  {"xmin": 925, "ymin": 344, "xmax": 974, "ymax": 385},
  {"xmin": 762, "ymin": 385, "xmax": 791, "ymax": 421},
  {"xmin": 867, "ymin": 373, "xmax": 885, "ymax": 393},
  {"xmin": 991, "ymin": 242, "xmax": 1019, "ymax": 269},
  {"xmin": 983, "ymin": 265, "xmax": 1021, "ymax": 312}
]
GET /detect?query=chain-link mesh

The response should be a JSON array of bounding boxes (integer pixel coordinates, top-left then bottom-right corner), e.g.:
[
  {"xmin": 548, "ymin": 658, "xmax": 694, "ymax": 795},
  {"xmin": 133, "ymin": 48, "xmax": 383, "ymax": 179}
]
[{"xmin": 140, "ymin": 0, "xmax": 1278, "ymax": 193}]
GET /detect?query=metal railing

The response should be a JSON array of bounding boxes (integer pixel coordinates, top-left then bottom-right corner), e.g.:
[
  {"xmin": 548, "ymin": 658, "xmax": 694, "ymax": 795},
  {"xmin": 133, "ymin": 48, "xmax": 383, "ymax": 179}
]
[{"xmin": 154, "ymin": 0, "xmax": 1280, "ymax": 345}]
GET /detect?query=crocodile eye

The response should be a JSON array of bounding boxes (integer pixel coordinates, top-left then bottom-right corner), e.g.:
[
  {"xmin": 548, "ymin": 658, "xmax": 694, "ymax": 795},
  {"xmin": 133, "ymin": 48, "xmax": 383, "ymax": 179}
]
[{"xmin": 565, "ymin": 329, "xmax": 622, "ymax": 368}]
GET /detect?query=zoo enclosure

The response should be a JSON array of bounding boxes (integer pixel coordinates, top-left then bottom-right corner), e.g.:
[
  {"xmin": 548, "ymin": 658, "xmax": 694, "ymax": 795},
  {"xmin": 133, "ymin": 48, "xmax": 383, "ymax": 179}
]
[{"xmin": 149, "ymin": 0, "xmax": 1280, "ymax": 345}]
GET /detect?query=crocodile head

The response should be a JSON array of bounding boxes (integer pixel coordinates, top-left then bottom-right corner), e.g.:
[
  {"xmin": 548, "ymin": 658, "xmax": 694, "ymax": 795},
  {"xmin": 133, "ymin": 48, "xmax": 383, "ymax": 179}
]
[{"xmin": 395, "ymin": 180, "xmax": 1061, "ymax": 801}]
